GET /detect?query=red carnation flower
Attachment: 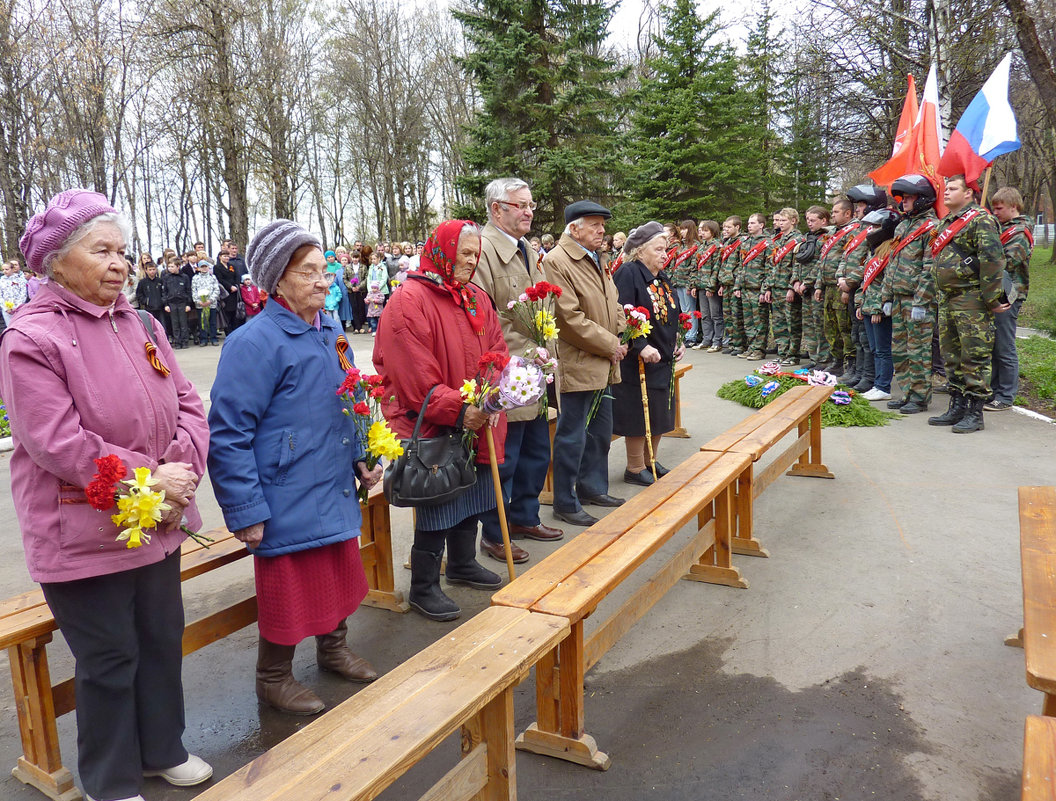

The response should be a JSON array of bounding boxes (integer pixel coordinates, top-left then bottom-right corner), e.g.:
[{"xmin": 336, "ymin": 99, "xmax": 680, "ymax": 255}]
[
  {"xmin": 692, "ymin": 310, "xmax": 702, "ymax": 319},
  {"xmin": 478, "ymin": 351, "xmax": 510, "ymax": 373},
  {"xmin": 93, "ymin": 455, "xmax": 127, "ymax": 484},
  {"xmin": 85, "ymin": 480, "xmax": 116, "ymax": 511},
  {"xmin": 524, "ymin": 286, "xmax": 540, "ymax": 302},
  {"xmin": 369, "ymin": 386, "xmax": 386, "ymax": 399},
  {"xmin": 353, "ymin": 401, "xmax": 370, "ymax": 416}
]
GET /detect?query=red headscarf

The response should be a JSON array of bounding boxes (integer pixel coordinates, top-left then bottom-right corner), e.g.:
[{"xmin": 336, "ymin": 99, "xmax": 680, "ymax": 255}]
[{"xmin": 415, "ymin": 219, "xmax": 485, "ymax": 335}]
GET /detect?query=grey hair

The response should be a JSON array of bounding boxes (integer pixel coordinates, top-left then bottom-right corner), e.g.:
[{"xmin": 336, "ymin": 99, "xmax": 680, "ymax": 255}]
[
  {"xmin": 627, "ymin": 232, "xmax": 668, "ymax": 263},
  {"xmin": 563, "ymin": 217, "xmax": 586, "ymax": 236},
  {"xmin": 458, "ymin": 221, "xmax": 482, "ymax": 241},
  {"xmin": 484, "ymin": 178, "xmax": 530, "ymax": 222},
  {"xmin": 42, "ymin": 212, "xmax": 133, "ymax": 278}
]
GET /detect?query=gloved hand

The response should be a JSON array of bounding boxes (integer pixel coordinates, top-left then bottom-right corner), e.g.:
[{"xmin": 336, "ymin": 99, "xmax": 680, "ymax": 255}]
[
  {"xmin": 911, "ymin": 306, "xmax": 925, "ymax": 322},
  {"xmin": 882, "ymin": 302, "xmax": 892, "ymax": 317}
]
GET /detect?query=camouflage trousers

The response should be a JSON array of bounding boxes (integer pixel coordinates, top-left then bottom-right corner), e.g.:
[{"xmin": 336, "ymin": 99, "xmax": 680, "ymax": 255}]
[
  {"xmin": 721, "ymin": 286, "xmax": 745, "ymax": 350},
  {"xmin": 771, "ymin": 291, "xmax": 802, "ymax": 359},
  {"xmin": 823, "ymin": 285, "xmax": 854, "ymax": 361},
  {"xmin": 890, "ymin": 294, "xmax": 934, "ymax": 405},
  {"xmin": 801, "ymin": 290, "xmax": 828, "ymax": 363},
  {"xmin": 938, "ymin": 292, "xmax": 995, "ymax": 399},
  {"xmin": 742, "ymin": 288, "xmax": 769, "ymax": 354}
]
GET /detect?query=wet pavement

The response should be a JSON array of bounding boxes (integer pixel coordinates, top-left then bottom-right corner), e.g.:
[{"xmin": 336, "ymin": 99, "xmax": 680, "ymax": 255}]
[{"xmin": 0, "ymin": 330, "xmax": 1052, "ymax": 801}]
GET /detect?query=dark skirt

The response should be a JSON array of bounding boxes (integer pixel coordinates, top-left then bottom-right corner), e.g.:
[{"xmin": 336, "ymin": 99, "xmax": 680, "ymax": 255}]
[
  {"xmin": 611, "ymin": 377, "xmax": 676, "ymax": 437},
  {"xmin": 414, "ymin": 465, "xmax": 496, "ymax": 531},
  {"xmin": 254, "ymin": 537, "xmax": 369, "ymax": 645}
]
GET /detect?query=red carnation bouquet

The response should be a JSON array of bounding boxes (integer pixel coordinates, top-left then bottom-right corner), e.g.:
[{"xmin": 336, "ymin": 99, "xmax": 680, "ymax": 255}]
[
  {"xmin": 504, "ymin": 280, "xmax": 561, "ymax": 417},
  {"xmin": 336, "ymin": 367, "xmax": 403, "ymax": 503},
  {"xmin": 670, "ymin": 310, "xmax": 701, "ymax": 399},
  {"xmin": 587, "ymin": 304, "xmax": 653, "ymax": 423}
]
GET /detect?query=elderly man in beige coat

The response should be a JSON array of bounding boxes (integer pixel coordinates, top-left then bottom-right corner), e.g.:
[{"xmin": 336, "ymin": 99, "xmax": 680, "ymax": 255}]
[
  {"xmin": 545, "ymin": 200, "xmax": 627, "ymax": 527},
  {"xmin": 471, "ymin": 178, "xmax": 565, "ymax": 565}
]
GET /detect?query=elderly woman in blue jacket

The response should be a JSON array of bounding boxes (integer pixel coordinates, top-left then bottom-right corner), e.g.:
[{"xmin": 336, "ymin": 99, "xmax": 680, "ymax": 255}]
[{"xmin": 208, "ymin": 220, "xmax": 383, "ymax": 716}]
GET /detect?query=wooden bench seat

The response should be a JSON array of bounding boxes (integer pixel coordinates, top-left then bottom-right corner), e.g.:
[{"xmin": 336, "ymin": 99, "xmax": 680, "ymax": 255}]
[
  {"xmin": 4, "ymin": 484, "xmax": 404, "ymax": 801},
  {"xmin": 492, "ymin": 449, "xmax": 751, "ymax": 770},
  {"xmin": 192, "ymin": 606, "xmax": 569, "ymax": 801},
  {"xmin": 1018, "ymin": 486, "xmax": 1056, "ymax": 715},
  {"xmin": 701, "ymin": 384, "xmax": 835, "ymax": 557},
  {"xmin": 1024, "ymin": 715, "xmax": 1056, "ymax": 800}
]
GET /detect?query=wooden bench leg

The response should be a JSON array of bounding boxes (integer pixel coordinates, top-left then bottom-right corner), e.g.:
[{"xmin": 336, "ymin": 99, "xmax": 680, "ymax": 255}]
[
  {"xmin": 516, "ymin": 620, "xmax": 610, "ymax": 770},
  {"xmin": 359, "ymin": 497, "xmax": 409, "ymax": 613},
  {"xmin": 786, "ymin": 410, "xmax": 834, "ymax": 479},
  {"xmin": 1044, "ymin": 693, "xmax": 1056, "ymax": 718},
  {"xmin": 664, "ymin": 372, "xmax": 690, "ymax": 438},
  {"xmin": 1005, "ymin": 627, "xmax": 1024, "ymax": 648},
  {"xmin": 539, "ymin": 416, "xmax": 557, "ymax": 506},
  {"xmin": 459, "ymin": 687, "xmax": 516, "ymax": 801},
  {"xmin": 685, "ymin": 485, "xmax": 749, "ymax": 588},
  {"xmin": 9, "ymin": 638, "xmax": 82, "ymax": 801},
  {"xmin": 730, "ymin": 463, "xmax": 768, "ymax": 558}
]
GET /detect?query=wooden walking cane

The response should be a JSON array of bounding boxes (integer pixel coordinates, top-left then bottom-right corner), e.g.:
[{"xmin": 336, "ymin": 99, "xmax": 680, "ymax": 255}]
[
  {"xmin": 639, "ymin": 357, "xmax": 657, "ymax": 482},
  {"xmin": 485, "ymin": 426, "xmax": 517, "ymax": 582}
]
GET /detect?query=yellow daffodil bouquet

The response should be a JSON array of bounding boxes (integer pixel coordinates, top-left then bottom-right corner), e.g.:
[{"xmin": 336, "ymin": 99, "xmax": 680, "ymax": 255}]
[{"xmin": 336, "ymin": 367, "xmax": 404, "ymax": 502}]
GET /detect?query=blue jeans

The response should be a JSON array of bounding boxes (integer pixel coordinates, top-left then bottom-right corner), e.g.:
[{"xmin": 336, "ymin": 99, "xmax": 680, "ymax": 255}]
[
  {"xmin": 552, "ymin": 390, "xmax": 612, "ymax": 513},
  {"xmin": 863, "ymin": 314, "xmax": 893, "ymax": 392},
  {"xmin": 676, "ymin": 288, "xmax": 700, "ymax": 342},
  {"xmin": 198, "ymin": 307, "xmax": 219, "ymax": 344},
  {"xmin": 480, "ymin": 415, "xmax": 551, "ymax": 544},
  {"xmin": 990, "ymin": 297, "xmax": 1022, "ymax": 403}
]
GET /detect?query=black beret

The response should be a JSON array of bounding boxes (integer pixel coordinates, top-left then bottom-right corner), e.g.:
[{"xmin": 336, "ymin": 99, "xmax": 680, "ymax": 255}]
[{"xmin": 564, "ymin": 200, "xmax": 612, "ymax": 224}]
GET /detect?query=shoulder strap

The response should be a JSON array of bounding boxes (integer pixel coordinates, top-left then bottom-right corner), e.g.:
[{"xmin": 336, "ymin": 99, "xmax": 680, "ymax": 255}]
[{"xmin": 136, "ymin": 309, "xmax": 157, "ymax": 344}]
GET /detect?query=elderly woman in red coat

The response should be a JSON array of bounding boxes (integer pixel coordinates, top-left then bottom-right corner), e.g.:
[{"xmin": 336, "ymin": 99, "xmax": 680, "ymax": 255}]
[{"xmin": 374, "ymin": 220, "xmax": 509, "ymax": 621}]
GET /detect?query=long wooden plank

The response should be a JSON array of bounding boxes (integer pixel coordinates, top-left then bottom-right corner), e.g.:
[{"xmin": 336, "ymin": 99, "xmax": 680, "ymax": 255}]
[
  {"xmin": 1021, "ymin": 487, "xmax": 1056, "ymax": 698},
  {"xmin": 531, "ymin": 452, "xmax": 750, "ymax": 621},
  {"xmin": 1024, "ymin": 715, "xmax": 1056, "ymax": 800},
  {"xmin": 752, "ymin": 431, "xmax": 811, "ymax": 499},
  {"xmin": 491, "ymin": 451, "xmax": 730, "ymax": 610},
  {"xmin": 192, "ymin": 607, "xmax": 568, "ymax": 801},
  {"xmin": 699, "ymin": 387, "xmax": 809, "ymax": 454}
]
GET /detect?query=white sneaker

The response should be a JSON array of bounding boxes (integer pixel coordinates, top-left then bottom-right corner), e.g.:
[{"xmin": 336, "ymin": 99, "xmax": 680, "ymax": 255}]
[
  {"xmin": 862, "ymin": 388, "xmax": 891, "ymax": 401},
  {"xmin": 144, "ymin": 754, "xmax": 213, "ymax": 786}
]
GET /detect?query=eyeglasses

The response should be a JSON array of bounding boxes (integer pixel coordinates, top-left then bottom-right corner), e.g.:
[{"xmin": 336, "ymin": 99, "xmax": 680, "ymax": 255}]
[
  {"xmin": 287, "ymin": 270, "xmax": 336, "ymax": 285},
  {"xmin": 498, "ymin": 200, "xmax": 537, "ymax": 212}
]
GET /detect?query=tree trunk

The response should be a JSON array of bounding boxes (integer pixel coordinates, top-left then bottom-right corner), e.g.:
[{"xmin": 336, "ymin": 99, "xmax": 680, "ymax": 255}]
[{"xmin": 1003, "ymin": 0, "xmax": 1056, "ymax": 133}]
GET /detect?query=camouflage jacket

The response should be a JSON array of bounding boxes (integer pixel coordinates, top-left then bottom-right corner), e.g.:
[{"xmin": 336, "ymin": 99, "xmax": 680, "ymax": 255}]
[
  {"xmin": 860, "ymin": 241, "xmax": 894, "ymax": 315},
  {"xmin": 932, "ymin": 202, "xmax": 1005, "ymax": 307},
  {"xmin": 738, "ymin": 234, "xmax": 771, "ymax": 291},
  {"xmin": 718, "ymin": 234, "xmax": 744, "ymax": 287},
  {"xmin": 816, "ymin": 223, "xmax": 859, "ymax": 286},
  {"xmin": 791, "ymin": 229, "xmax": 825, "ymax": 289},
  {"xmin": 767, "ymin": 229, "xmax": 803, "ymax": 293},
  {"xmin": 669, "ymin": 244, "xmax": 699, "ymax": 288},
  {"xmin": 835, "ymin": 219, "xmax": 870, "ymax": 288},
  {"xmin": 693, "ymin": 239, "xmax": 721, "ymax": 291},
  {"xmin": 880, "ymin": 208, "xmax": 938, "ymax": 308},
  {"xmin": 1000, "ymin": 214, "xmax": 1033, "ymax": 300}
]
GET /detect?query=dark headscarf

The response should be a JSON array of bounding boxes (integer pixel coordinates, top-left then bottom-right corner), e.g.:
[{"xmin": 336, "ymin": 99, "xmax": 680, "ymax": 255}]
[{"xmin": 415, "ymin": 219, "xmax": 484, "ymax": 335}]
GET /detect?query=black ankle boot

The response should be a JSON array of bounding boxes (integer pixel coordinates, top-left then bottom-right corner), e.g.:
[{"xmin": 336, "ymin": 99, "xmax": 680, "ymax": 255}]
[
  {"xmin": 952, "ymin": 397, "xmax": 985, "ymax": 433},
  {"xmin": 927, "ymin": 390, "xmax": 965, "ymax": 426},
  {"xmin": 445, "ymin": 525, "xmax": 503, "ymax": 590},
  {"xmin": 409, "ymin": 547, "xmax": 460, "ymax": 621}
]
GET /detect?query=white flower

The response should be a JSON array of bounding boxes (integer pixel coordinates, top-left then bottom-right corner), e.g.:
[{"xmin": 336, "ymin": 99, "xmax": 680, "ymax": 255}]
[
  {"xmin": 519, "ymin": 293, "xmax": 529, "ymax": 303},
  {"xmin": 507, "ymin": 300, "xmax": 517, "ymax": 309}
]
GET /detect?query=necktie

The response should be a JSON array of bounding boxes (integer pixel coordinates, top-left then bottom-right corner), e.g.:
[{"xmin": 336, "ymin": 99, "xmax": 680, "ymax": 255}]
[{"xmin": 517, "ymin": 240, "xmax": 530, "ymax": 273}]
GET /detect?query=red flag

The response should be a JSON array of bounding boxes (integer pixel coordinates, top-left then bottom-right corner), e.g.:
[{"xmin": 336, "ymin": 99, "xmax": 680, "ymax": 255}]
[{"xmin": 869, "ymin": 75, "xmax": 919, "ymax": 189}]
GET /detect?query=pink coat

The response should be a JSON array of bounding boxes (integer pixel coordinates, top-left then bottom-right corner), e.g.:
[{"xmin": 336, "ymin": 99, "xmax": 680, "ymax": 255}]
[{"xmin": 0, "ymin": 282, "xmax": 209, "ymax": 582}]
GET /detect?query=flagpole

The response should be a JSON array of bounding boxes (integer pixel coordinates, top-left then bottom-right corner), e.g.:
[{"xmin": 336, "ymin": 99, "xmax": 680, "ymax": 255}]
[{"xmin": 980, "ymin": 167, "xmax": 993, "ymax": 207}]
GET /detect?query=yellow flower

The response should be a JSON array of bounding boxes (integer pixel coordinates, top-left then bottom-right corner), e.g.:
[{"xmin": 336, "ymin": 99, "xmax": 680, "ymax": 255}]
[
  {"xmin": 636, "ymin": 321, "xmax": 653, "ymax": 338},
  {"xmin": 110, "ymin": 471, "xmax": 170, "ymax": 549},
  {"xmin": 541, "ymin": 321, "xmax": 559, "ymax": 340},
  {"xmin": 367, "ymin": 420, "xmax": 404, "ymax": 461},
  {"xmin": 125, "ymin": 466, "xmax": 159, "ymax": 492},
  {"xmin": 460, "ymin": 379, "xmax": 478, "ymax": 403}
]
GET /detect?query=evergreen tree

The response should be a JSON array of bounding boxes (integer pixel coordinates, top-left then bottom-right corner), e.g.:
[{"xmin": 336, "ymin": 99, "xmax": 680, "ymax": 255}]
[
  {"xmin": 453, "ymin": 0, "xmax": 625, "ymax": 229},
  {"xmin": 621, "ymin": 0, "xmax": 759, "ymax": 225},
  {"xmin": 783, "ymin": 39, "xmax": 831, "ymax": 208}
]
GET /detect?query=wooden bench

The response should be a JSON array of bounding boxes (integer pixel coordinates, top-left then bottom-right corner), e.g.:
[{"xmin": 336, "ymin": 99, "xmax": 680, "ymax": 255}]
[
  {"xmin": 700, "ymin": 384, "xmax": 834, "ymax": 558},
  {"xmin": 191, "ymin": 605, "xmax": 569, "ymax": 801},
  {"xmin": 1015, "ymin": 487, "xmax": 1056, "ymax": 714},
  {"xmin": 492, "ymin": 448, "xmax": 751, "ymax": 770},
  {"xmin": 539, "ymin": 363, "xmax": 694, "ymax": 505},
  {"xmin": 4, "ymin": 485, "xmax": 404, "ymax": 801},
  {"xmin": 1024, "ymin": 715, "xmax": 1056, "ymax": 800}
]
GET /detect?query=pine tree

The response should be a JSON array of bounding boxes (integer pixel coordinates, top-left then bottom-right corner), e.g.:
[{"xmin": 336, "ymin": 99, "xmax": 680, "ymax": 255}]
[
  {"xmin": 453, "ymin": 0, "xmax": 625, "ymax": 229},
  {"xmin": 621, "ymin": 0, "xmax": 759, "ymax": 225}
]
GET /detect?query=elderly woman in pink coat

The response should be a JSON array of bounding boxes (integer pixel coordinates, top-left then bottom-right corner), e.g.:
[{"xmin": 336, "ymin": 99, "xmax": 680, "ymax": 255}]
[{"xmin": 0, "ymin": 190, "xmax": 212, "ymax": 801}]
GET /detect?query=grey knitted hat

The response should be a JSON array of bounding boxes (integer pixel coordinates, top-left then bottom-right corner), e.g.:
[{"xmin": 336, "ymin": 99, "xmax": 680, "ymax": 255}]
[
  {"xmin": 246, "ymin": 219, "xmax": 322, "ymax": 294},
  {"xmin": 624, "ymin": 221, "xmax": 666, "ymax": 255}
]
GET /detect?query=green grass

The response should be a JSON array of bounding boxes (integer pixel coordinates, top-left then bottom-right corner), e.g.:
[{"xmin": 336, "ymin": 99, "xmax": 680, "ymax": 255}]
[
  {"xmin": 0, "ymin": 399, "xmax": 9, "ymax": 438},
  {"xmin": 1019, "ymin": 246, "xmax": 1056, "ymax": 336},
  {"xmin": 1015, "ymin": 335, "xmax": 1056, "ymax": 415}
]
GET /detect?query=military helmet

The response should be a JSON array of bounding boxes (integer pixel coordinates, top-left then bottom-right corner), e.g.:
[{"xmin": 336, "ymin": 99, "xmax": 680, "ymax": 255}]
[
  {"xmin": 846, "ymin": 183, "xmax": 889, "ymax": 213},
  {"xmin": 862, "ymin": 208, "xmax": 900, "ymax": 250},
  {"xmin": 890, "ymin": 174, "xmax": 936, "ymax": 213}
]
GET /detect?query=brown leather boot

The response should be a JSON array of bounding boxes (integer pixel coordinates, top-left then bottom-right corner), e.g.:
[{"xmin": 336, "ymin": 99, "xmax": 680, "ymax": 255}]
[
  {"xmin": 316, "ymin": 618, "xmax": 378, "ymax": 683},
  {"xmin": 255, "ymin": 637, "xmax": 325, "ymax": 715}
]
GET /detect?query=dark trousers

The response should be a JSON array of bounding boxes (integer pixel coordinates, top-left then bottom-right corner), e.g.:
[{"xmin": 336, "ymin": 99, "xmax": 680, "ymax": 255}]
[
  {"xmin": 169, "ymin": 305, "xmax": 190, "ymax": 346},
  {"xmin": 990, "ymin": 297, "xmax": 1022, "ymax": 403},
  {"xmin": 552, "ymin": 389, "xmax": 612, "ymax": 513},
  {"xmin": 480, "ymin": 415, "xmax": 551, "ymax": 544},
  {"xmin": 41, "ymin": 551, "xmax": 187, "ymax": 800}
]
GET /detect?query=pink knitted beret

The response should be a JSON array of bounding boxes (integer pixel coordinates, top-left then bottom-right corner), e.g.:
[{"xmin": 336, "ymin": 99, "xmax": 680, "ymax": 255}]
[{"xmin": 20, "ymin": 189, "xmax": 118, "ymax": 274}]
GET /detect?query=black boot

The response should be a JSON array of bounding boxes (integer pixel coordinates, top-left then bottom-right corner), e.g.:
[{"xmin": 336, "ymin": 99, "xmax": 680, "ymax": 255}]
[
  {"xmin": 927, "ymin": 390, "xmax": 965, "ymax": 426},
  {"xmin": 827, "ymin": 357, "xmax": 844, "ymax": 377},
  {"xmin": 952, "ymin": 397, "xmax": 985, "ymax": 433},
  {"xmin": 852, "ymin": 348, "xmax": 875, "ymax": 392},
  {"xmin": 445, "ymin": 524, "xmax": 503, "ymax": 590},
  {"xmin": 409, "ymin": 547, "xmax": 461, "ymax": 621}
]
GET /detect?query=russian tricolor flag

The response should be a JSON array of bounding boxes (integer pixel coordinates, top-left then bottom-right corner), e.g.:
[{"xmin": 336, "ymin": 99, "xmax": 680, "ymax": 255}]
[{"xmin": 938, "ymin": 53, "xmax": 1021, "ymax": 190}]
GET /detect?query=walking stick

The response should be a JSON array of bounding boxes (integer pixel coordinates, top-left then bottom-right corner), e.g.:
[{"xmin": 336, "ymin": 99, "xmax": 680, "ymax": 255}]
[
  {"xmin": 639, "ymin": 357, "xmax": 657, "ymax": 482},
  {"xmin": 485, "ymin": 426, "xmax": 516, "ymax": 582}
]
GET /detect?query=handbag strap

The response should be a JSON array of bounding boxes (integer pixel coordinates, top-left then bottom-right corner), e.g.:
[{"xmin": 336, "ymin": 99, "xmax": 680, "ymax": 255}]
[{"xmin": 408, "ymin": 385, "xmax": 442, "ymax": 441}]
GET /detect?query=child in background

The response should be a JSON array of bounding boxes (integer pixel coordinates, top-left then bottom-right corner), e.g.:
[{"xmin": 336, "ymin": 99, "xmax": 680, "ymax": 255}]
[
  {"xmin": 239, "ymin": 274, "xmax": 264, "ymax": 318},
  {"xmin": 191, "ymin": 260, "xmax": 220, "ymax": 346},
  {"xmin": 366, "ymin": 251, "xmax": 390, "ymax": 305},
  {"xmin": 365, "ymin": 280, "xmax": 385, "ymax": 334},
  {"xmin": 162, "ymin": 257, "xmax": 193, "ymax": 348},
  {"xmin": 135, "ymin": 261, "xmax": 166, "ymax": 327},
  {"xmin": 0, "ymin": 259, "xmax": 28, "ymax": 325}
]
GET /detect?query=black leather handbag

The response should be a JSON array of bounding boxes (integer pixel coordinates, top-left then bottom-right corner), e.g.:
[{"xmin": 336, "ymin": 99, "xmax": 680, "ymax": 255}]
[{"xmin": 383, "ymin": 385, "xmax": 476, "ymax": 507}]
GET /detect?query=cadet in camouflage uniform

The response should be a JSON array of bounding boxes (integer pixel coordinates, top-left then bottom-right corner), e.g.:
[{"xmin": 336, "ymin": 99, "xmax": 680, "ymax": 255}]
[
  {"xmin": 927, "ymin": 174, "xmax": 1009, "ymax": 433},
  {"xmin": 740, "ymin": 213, "xmax": 772, "ymax": 360},
  {"xmin": 692, "ymin": 220, "xmax": 724, "ymax": 350},
  {"xmin": 794, "ymin": 205, "xmax": 830, "ymax": 368},
  {"xmin": 767, "ymin": 208, "xmax": 804, "ymax": 364},
  {"xmin": 858, "ymin": 208, "xmax": 900, "ymax": 400},
  {"xmin": 987, "ymin": 186, "xmax": 1034, "ymax": 410},
  {"xmin": 718, "ymin": 216, "xmax": 746, "ymax": 354},
  {"xmin": 837, "ymin": 184, "xmax": 887, "ymax": 385},
  {"xmin": 814, "ymin": 200, "xmax": 856, "ymax": 375},
  {"xmin": 881, "ymin": 174, "xmax": 939, "ymax": 414},
  {"xmin": 670, "ymin": 220, "xmax": 701, "ymax": 345}
]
